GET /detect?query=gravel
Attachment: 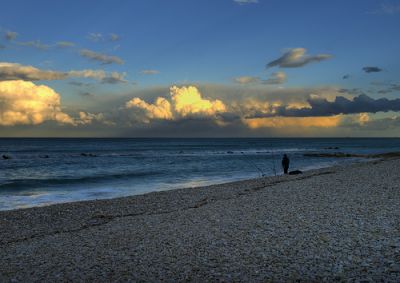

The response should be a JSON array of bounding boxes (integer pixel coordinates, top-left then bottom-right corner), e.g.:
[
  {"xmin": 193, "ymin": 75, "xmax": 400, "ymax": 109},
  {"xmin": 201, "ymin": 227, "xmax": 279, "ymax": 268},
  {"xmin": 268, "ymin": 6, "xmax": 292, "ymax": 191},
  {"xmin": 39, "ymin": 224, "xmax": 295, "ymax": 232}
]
[{"xmin": 1, "ymin": 158, "xmax": 400, "ymax": 282}]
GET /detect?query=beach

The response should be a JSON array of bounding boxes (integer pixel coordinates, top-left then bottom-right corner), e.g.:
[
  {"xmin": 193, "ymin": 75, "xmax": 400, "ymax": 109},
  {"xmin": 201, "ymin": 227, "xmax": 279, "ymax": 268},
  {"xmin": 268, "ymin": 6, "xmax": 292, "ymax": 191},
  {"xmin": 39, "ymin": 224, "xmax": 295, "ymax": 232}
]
[{"xmin": 1, "ymin": 157, "xmax": 400, "ymax": 282}]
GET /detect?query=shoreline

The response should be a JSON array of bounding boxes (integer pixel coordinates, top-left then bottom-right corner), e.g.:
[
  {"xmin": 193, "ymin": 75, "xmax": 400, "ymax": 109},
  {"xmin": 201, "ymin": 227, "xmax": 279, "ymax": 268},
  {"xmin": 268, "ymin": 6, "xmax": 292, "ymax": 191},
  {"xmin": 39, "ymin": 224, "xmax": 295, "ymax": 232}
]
[
  {"xmin": 0, "ymin": 156, "xmax": 365, "ymax": 212},
  {"xmin": 1, "ymin": 157, "xmax": 399, "ymax": 281}
]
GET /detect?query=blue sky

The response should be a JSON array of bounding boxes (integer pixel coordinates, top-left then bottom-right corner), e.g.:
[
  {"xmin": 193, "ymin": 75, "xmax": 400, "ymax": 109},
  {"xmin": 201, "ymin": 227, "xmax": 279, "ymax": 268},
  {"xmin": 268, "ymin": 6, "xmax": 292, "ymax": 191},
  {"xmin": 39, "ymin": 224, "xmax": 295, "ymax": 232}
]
[{"xmin": 1, "ymin": 0, "xmax": 400, "ymax": 137}]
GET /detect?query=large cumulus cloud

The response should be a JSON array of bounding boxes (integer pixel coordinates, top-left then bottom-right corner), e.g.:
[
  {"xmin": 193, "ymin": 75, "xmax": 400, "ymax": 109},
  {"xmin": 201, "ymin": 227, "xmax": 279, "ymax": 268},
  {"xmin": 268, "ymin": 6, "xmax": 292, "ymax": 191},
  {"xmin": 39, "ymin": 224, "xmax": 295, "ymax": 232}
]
[
  {"xmin": 0, "ymin": 80, "xmax": 74, "ymax": 126},
  {"xmin": 125, "ymin": 85, "xmax": 227, "ymax": 123}
]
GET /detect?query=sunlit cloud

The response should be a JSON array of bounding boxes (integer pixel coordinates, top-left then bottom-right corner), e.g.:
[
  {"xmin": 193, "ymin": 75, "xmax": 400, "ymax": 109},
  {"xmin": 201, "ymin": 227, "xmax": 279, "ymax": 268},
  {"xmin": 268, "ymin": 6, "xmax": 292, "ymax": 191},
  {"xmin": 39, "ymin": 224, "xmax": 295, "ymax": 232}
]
[
  {"xmin": 244, "ymin": 116, "xmax": 342, "ymax": 129},
  {"xmin": 267, "ymin": 48, "xmax": 332, "ymax": 68},
  {"xmin": 0, "ymin": 80, "xmax": 74, "ymax": 126},
  {"xmin": 79, "ymin": 49, "xmax": 124, "ymax": 65},
  {"xmin": 0, "ymin": 62, "xmax": 127, "ymax": 84},
  {"xmin": 125, "ymin": 85, "xmax": 227, "ymax": 122}
]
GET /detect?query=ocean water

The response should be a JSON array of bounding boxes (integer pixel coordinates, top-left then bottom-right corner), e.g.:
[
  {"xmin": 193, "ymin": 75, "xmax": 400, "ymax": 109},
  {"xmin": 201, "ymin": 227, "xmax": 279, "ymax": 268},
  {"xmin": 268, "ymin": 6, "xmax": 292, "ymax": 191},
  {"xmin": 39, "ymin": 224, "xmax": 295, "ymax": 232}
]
[{"xmin": 1, "ymin": 138, "xmax": 399, "ymax": 211}]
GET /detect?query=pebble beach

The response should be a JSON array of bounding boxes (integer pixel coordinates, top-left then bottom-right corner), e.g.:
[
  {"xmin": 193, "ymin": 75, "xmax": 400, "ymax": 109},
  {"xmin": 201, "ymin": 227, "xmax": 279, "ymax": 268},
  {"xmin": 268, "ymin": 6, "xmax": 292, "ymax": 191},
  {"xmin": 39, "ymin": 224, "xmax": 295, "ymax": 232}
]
[{"xmin": 1, "ymin": 157, "xmax": 400, "ymax": 282}]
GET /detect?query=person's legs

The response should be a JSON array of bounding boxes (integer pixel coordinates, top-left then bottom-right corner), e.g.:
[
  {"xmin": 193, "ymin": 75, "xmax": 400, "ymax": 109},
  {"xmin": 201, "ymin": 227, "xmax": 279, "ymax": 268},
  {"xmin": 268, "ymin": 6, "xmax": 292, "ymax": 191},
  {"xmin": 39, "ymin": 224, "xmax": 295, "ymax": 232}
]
[{"xmin": 284, "ymin": 166, "xmax": 288, "ymax": 174}]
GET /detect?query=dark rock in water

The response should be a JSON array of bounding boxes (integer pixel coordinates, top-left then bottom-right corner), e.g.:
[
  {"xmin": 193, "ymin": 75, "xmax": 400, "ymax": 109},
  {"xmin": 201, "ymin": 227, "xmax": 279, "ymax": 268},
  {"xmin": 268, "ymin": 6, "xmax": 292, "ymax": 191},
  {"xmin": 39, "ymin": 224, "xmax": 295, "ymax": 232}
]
[
  {"xmin": 324, "ymin": 147, "xmax": 340, "ymax": 150},
  {"xmin": 2, "ymin": 155, "xmax": 11, "ymax": 160},
  {"xmin": 39, "ymin": 155, "xmax": 49, "ymax": 159},
  {"xmin": 289, "ymin": 170, "xmax": 303, "ymax": 175},
  {"xmin": 227, "ymin": 151, "xmax": 234, "ymax": 154}
]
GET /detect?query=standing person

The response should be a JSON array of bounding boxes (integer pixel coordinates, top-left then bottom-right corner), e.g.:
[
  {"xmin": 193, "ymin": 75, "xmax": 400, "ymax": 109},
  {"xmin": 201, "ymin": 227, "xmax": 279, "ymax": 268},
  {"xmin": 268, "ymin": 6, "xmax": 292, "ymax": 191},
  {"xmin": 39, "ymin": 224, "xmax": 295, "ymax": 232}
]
[{"xmin": 282, "ymin": 154, "xmax": 290, "ymax": 174}]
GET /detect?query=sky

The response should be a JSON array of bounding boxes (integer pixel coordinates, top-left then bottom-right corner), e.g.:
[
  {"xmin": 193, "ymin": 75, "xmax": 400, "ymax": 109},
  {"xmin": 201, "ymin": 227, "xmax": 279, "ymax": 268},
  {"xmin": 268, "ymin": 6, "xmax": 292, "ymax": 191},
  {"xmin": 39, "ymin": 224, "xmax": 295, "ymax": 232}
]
[{"xmin": 0, "ymin": 0, "xmax": 400, "ymax": 137}]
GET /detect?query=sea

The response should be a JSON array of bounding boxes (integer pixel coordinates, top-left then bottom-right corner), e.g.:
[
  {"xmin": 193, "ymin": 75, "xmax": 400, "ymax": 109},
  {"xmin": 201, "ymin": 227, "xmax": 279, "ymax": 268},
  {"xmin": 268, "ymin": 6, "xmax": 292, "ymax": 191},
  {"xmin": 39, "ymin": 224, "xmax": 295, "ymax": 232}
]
[{"xmin": 1, "ymin": 138, "xmax": 399, "ymax": 211}]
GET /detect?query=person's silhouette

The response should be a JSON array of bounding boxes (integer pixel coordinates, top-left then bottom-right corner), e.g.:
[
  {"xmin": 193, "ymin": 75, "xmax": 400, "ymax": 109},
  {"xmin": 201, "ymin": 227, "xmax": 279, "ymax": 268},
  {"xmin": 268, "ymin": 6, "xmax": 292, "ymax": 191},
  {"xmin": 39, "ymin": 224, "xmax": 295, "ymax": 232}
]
[{"xmin": 282, "ymin": 154, "xmax": 290, "ymax": 174}]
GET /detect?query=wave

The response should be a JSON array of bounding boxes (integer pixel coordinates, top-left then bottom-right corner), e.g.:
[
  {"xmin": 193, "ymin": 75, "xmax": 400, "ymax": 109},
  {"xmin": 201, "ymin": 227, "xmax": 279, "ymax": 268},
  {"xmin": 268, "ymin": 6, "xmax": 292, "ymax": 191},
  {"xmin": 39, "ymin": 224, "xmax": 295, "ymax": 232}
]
[{"xmin": 0, "ymin": 170, "xmax": 162, "ymax": 192}]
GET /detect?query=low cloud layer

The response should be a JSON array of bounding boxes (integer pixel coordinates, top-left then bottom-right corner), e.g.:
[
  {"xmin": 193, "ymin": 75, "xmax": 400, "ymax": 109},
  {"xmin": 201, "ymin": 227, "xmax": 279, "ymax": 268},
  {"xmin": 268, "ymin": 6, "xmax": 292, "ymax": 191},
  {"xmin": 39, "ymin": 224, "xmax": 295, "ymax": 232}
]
[
  {"xmin": 80, "ymin": 49, "xmax": 124, "ymax": 65},
  {"xmin": 267, "ymin": 48, "xmax": 332, "ymax": 68},
  {"xmin": 247, "ymin": 94, "xmax": 400, "ymax": 118},
  {"xmin": 0, "ymin": 62, "xmax": 127, "ymax": 84}
]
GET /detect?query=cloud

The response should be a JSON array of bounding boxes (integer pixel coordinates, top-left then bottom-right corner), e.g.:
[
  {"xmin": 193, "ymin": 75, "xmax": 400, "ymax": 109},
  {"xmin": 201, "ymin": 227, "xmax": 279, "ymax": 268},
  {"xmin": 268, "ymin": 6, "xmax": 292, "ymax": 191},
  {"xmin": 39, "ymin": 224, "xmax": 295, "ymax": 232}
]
[
  {"xmin": 80, "ymin": 92, "xmax": 95, "ymax": 97},
  {"xmin": 56, "ymin": 41, "xmax": 75, "ymax": 48},
  {"xmin": 342, "ymin": 74, "xmax": 350, "ymax": 79},
  {"xmin": 140, "ymin": 69, "xmax": 160, "ymax": 75},
  {"xmin": 233, "ymin": 76, "xmax": 260, "ymax": 84},
  {"xmin": 79, "ymin": 49, "xmax": 124, "ymax": 65},
  {"xmin": 264, "ymin": 71, "xmax": 286, "ymax": 84},
  {"xmin": 87, "ymin": 33, "xmax": 103, "ymax": 42},
  {"xmin": 0, "ymin": 62, "xmax": 127, "ymax": 84},
  {"xmin": 5, "ymin": 31, "xmax": 18, "ymax": 41},
  {"xmin": 126, "ymin": 97, "xmax": 173, "ymax": 121},
  {"xmin": 233, "ymin": 72, "xmax": 286, "ymax": 85},
  {"xmin": 0, "ymin": 80, "xmax": 74, "ymax": 126},
  {"xmin": 244, "ymin": 116, "xmax": 341, "ymax": 129},
  {"xmin": 267, "ymin": 48, "xmax": 332, "ymax": 68},
  {"xmin": 363, "ymin": 66, "xmax": 382, "ymax": 73},
  {"xmin": 234, "ymin": 0, "xmax": 258, "ymax": 4},
  {"xmin": 17, "ymin": 40, "xmax": 49, "ymax": 50},
  {"xmin": 99, "ymin": 72, "xmax": 127, "ymax": 84},
  {"xmin": 247, "ymin": 94, "xmax": 400, "ymax": 118},
  {"xmin": 110, "ymin": 33, "xmax": 120, "ymax": 41},
  {"xmin": 0, "ymin": 44, "xmax": 6, "ymax": 50},
  {"xmin": 0, "ymin": 62, "xmax": 66, "ymax": 81},
  {"xmin": 369, "ymin": 3, "xmax": 400, "ymax": 15},
  {"xmin": 125, "ymin": 85, "xmax": 227, "ymax": 122}
]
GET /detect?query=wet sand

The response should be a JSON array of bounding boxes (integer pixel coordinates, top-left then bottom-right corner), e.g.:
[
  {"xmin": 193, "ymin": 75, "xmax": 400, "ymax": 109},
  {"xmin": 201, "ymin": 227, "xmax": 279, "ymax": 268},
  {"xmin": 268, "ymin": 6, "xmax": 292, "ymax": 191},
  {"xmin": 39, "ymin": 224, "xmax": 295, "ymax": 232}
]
[{"xmin": 1, "ymin": 158, "xmax": 400, "ymax": 282}]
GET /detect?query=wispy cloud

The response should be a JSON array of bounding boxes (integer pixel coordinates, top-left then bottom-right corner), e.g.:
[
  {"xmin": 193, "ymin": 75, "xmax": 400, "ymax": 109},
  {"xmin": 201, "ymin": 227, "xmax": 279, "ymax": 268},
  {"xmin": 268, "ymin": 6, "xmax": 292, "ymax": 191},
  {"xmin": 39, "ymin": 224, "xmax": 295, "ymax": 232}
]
[
  {"xmin": 0, "ymin": 62, "xmax": 127, "ymax": 84},
  {"xmin": 140, "ymin": 69, "xmax": 160, "ymax": 75},
  {"xmin": 5, "ymin": 31, "xmax": 17, "ymax": 41},
  {"xmin": 233, "ymin": 0, "xmax": 258, "ymax": 4},
  {"xmin": 233, "ymin": 76, "xmax": 260, "ymax": 84},
  {"xmin": 368, "ymin": 3, "xmax": 400, "ymax": 15},
  {"xmin": 265, "ymin": 71, "xmax": 287, "ymax": 84},
  {"xmin": 79, "ymin": 49, "xmax": 124, "ymax": 65},
  {"xmin": 267, "ymin": 48, "xmax": 332, "ymax": 68},
  {"xmin": 56, "ymin": 41, "xmax": 75, "ymax": 48},
  {"xmin": 233, "ymin": 72, "xmax": 286, "ymax": 85},
  {"xmin": 17, "ymin": 40, "xmax": 49, "ymax": 50},
  {"xmin": 110, "ymin": 33, "xmax": 120, "ymax": 41},
  {"xmin": 87, "ymin": 33, "xmax": 103, "ymax": 42}
]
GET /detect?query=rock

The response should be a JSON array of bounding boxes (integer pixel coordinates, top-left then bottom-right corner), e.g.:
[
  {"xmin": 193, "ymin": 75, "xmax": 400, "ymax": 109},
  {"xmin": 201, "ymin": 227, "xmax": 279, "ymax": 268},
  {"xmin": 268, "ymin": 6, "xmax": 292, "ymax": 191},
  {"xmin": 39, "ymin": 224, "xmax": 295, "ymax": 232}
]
[{"xmin": 289, "ymin": 170, "xmax": 303, "ymax": 175}]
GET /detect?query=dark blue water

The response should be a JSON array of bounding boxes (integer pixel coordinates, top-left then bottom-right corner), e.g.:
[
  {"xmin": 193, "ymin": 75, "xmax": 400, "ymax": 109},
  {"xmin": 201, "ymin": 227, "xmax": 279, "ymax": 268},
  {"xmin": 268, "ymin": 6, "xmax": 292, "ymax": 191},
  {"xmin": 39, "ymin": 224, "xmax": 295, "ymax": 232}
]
[{"xmin": 1, "ymin": 138, "xmax": 399, "ymax": 210}]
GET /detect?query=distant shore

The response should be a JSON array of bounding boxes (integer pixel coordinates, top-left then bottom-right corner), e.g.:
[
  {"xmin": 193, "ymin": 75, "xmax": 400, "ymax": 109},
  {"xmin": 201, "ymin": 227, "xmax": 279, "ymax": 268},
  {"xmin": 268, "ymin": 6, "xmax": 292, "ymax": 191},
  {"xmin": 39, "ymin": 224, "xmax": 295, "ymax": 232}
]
[{"xmin": 1, "ymin": 157, "xmax": 400, "ymax": 281}]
